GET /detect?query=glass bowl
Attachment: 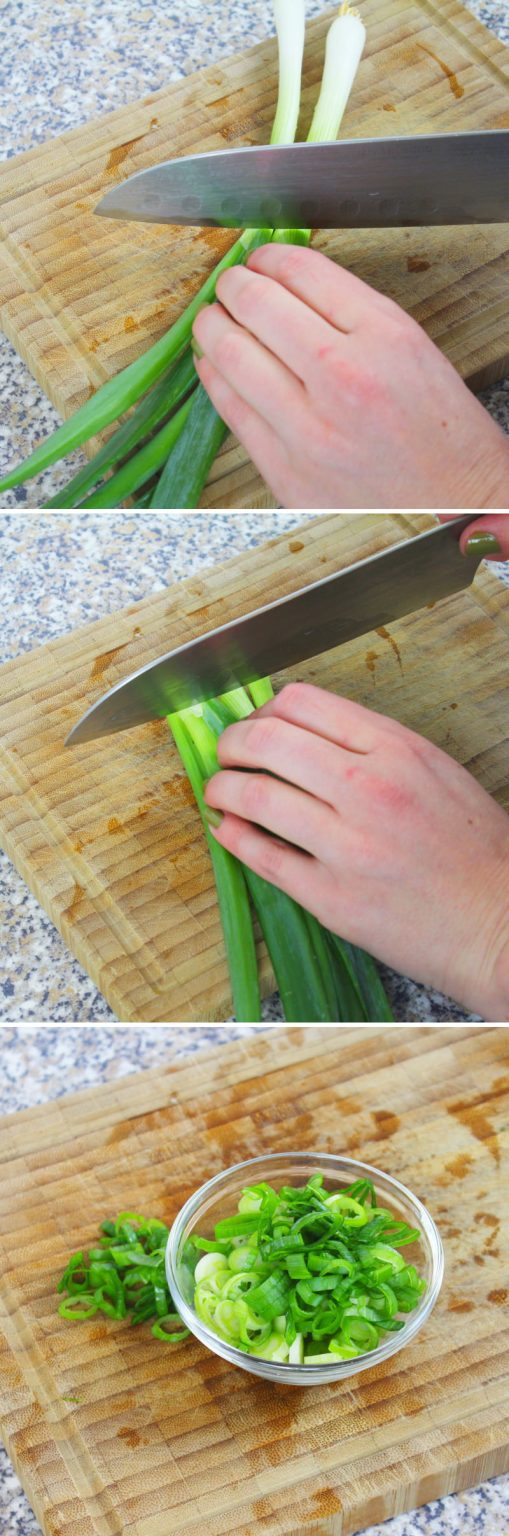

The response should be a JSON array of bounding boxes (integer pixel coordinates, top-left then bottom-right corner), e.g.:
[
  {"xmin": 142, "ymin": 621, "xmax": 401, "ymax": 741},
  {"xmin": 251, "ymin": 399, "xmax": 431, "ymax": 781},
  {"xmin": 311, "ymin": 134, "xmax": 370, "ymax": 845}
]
[{"xmin": 166, "ymin": 1152, "xmax": 444, "ymax": 1387}]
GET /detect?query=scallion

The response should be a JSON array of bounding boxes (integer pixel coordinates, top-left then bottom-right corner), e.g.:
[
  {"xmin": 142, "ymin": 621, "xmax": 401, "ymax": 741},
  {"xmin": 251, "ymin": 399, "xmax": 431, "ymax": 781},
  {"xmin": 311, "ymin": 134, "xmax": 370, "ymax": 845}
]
[
  {"xmin": 167, "ymin": 678, "xmax": 393, "ymax": 1024},
  {"xmin": 57, "ymin": 1214, "xmax": 189, "ymax": 1342},
  {"xmin": 0, "ymin": 3, "xmax": 366, "ymax": 508},
  {"xmin": 190, "ymin": 1174, "xmax": 426, "ymax": 1363}
]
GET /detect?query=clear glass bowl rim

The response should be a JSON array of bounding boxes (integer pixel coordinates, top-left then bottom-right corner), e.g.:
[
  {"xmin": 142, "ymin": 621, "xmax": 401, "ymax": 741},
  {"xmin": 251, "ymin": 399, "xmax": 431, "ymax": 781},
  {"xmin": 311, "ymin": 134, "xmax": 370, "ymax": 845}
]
[{"xmin": 166, "ymin": 1151, "xmax": 445, "ymax": 1386}]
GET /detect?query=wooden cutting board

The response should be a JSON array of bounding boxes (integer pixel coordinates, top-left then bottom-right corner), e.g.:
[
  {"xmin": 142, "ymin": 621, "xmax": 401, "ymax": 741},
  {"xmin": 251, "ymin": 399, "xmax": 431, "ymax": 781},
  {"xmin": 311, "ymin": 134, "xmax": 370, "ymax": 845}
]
[
  {"xmin": 1, "ymin": 0, "xmax": 508, "ymax": 508},
  {"xmin": 0, "ymin": 512, "xmax": 509, "ymax": 1024},
  {"xmin": 0, "ymin": 1025, "xmax": 508, "ymax": 1536}
]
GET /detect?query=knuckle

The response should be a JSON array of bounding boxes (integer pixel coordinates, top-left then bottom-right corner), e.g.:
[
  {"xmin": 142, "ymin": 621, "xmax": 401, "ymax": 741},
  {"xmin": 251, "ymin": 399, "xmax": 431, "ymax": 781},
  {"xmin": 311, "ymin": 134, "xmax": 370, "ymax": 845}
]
[
  {"xmin": 242, "ymin": 773, "xmax": 271, "ymax": 821},
  {"xmin": 277, "ymin": 245, "xmax": 310, "ymax": 280},
  {"xmin": 277, "ymin": 681, "xmax": 310, "ymax": 713},
  {"xmin": 216, "ymin": 329, "xmax": 245, "ymax": 373},
  {"xmin": 257, "ymin": 839, "xmax": 285, "ymax": 885},
  {"xmin": 365, "ymin": 769, "xmax": 415, "ymax": 815},
  {"xmin": 245, "ymin": 716, "xmax": 281, "ymax": 754}
]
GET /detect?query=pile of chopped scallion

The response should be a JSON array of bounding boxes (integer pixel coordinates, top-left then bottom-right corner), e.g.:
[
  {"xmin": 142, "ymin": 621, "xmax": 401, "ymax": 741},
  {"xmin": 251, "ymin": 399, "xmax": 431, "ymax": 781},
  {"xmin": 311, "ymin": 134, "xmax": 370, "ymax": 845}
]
[
  {"xmin": 0, "ymin": 2, "xmax": 366, "ymax": 508},
  {"xmin": 57, "ymin": 1180, "xmax": 426, "ymax": 1370},
  {"xmin": 167, "ymin": 680, "xmax": 393, "ymax": 1023},
  {"xmin": 57, "ymin": 1214, "xmax": 189, "ymax": 1341}
]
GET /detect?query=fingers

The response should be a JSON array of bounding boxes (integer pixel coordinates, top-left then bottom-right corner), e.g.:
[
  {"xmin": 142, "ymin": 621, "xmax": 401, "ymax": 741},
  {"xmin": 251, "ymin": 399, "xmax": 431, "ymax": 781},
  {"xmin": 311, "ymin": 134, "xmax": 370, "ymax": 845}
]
[
  {"xmin": 214, "ymin": 263, "xmax": 351, "ymax": 388},
  {"xmin": 193, "ymin": 301, "xmax": 307, "ymax": 438},
  {"xmin": 437, "ymin": 514, "xmax": 508, "ymax": 559},
  {"xmin": 254, "ymin": 681, "xmax": 390, "ymax": 753},
  {"xmin": 204, "ymin": 767, "xmax": 333, "ymax": 860},
  {"xmin": 247, "ymin": 243, "xmax": 393, "ymax": 331},
  {"xmin": 458, "ymin": 514, "xmax": 508, "ymax": 560},
  {"xmin": 194, "ymin": 356, "xmax": 288, "ymax": 482},
  {"xmin": 214, "ymin": 713, "xmax": 357, "ymax": 809},
  {"xmin": 210, "ymin": 811, "xmax": 333, "ymax": 915}
]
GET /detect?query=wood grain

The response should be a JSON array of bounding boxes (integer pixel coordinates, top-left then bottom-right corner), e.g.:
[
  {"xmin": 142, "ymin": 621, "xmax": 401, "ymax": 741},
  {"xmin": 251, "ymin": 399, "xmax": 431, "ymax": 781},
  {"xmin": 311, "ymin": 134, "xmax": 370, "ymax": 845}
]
[
  {"xmin": 0, "ymin": 1, "xmax": 508, "ymax": 507},
  {"xmin": 0, "ymin": 512, "xmax": 508, "ymax": 1023},
  {"xmin": 0, "ymin": 1025, "xmax": 508, "ymax": 1536}
]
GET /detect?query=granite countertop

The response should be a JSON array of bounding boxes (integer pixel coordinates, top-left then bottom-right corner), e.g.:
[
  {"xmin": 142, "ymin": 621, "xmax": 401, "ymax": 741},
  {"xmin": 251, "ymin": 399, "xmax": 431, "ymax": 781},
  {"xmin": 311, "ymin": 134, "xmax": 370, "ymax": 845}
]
[
  {"xmin": 0, "ymin": 0, "xmax": 508, "ymax": 505},
  {"xmin": 1, "ymin": 1025, "xmax": 509, "ymax": 1536},
  {"xmin": 3, "ymin": 508, "xmax": 505, "ymax": 1026}
]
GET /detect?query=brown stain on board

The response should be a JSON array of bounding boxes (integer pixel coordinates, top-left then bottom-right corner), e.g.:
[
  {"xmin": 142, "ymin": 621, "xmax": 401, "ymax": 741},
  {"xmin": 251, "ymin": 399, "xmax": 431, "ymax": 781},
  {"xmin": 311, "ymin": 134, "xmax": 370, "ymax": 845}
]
[
  {"xmin": 106, "ymin": 135, "xmax": 147, "ymax": 174},
  {"xmin": 407, "ymin": 256, "xmax": 431, "ymax": 272},
  {"xmin": 443, "ymin": 1152, "xmax": 473, "ymax": 1181},
  {"xmin": 382, "ymin": 102, "xmax": 397, "ymax": 112},
  {"xmin": 108, "ymin": 817, "xmax": 123, "ymax": 835},
  {"xmin": 65, "ymin": 882, "xmax": 84, "ymax": 922},
  {"xmin": 117, "ymin": 1428, "xmax": 142, "ymax": 1448},
  {"xmin": 474, "ymin": 1213, "xmax": 500, "ymax": 1257},
  {"xmin": 418, "ymin": 43, "xmax": 465, "ymax": 99},
  {"xmin": 289, "ymin": 540, "xmax": 305, "ymax": 553},
  {"xmin": 371, "ymin": 1109, "xmax": 401, "ymax": 1139},
  {"xmin": 161, "ymin": 778, "xmax": 196, "ymax": 808},
  {"xmin": 90, "ymin": 643, "xmax": 128, "ymax": 682},
  {"xmin": 448, "ymin": 1298, "xmax": 474, "ymax": 1313},
  {"xmin": 488, "ymin": 1289, "xmax": 507, "ymax": 1306},
  {"xmin": 448, "ymin": 1098, "xmax": 500, "ymax": 1165},
  {"xmin": 124, "ymin": 315, "xmax": 139, "ymax": 333},
  {"xmin": 308, "ymin": 1489, "xmax": 343, "ymax": 1519},
  {"xmin": 365, "ymin": 649, "xmax": 378, "ymax": 679},
  {"xmin": 376, "ymin": 626, "xmax": 403, "ymax": 672},
  {"xmin": 107, "ymin": 1120, "xmax": 134, "ymax": 1146}
]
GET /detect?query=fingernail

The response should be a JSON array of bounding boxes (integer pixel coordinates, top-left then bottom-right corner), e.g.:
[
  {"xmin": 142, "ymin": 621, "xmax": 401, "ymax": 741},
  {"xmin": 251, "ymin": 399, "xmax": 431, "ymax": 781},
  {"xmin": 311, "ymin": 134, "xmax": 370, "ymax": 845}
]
[
  {"xmin": 191, "ymin": 336, "xmax": 204, "ymax": 360},
  {"xmin": 203, "ymin": 805, "xmax": 223, "ymax": 829},
  {"xmin": 464, "ymin": 532, "xmax": 502, "ymax": 559}
]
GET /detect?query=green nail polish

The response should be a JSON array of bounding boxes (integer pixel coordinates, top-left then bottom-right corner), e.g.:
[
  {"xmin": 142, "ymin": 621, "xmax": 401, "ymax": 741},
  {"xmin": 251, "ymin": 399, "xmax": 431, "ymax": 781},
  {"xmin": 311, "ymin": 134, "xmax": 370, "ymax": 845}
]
[
  {"xmin": 204, "ymin": 805, "xmax": 223, "ymax": 829},
  {"xmin": 465, "ymin": 532, "xmax": 502, "ymax": 559}
]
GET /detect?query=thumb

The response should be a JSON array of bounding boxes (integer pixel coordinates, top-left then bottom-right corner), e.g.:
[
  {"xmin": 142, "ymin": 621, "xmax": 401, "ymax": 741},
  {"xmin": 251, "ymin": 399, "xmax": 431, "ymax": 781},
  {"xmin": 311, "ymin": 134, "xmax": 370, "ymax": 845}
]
[{"xmin": 437, "ymin": 513, "xmax": 509, "ymax": 561}]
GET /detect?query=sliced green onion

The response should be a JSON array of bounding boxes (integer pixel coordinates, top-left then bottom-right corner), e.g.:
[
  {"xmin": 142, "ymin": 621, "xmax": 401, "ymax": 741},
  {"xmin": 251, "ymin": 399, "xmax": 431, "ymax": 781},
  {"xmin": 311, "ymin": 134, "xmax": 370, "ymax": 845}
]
[
  {"xmin": 57, "ymin": 1216, "xmax": 189, "ymax": 1344},
  {"xmin": 192, "ymin": 1175, "xmax": 426, "ymax": 1363}
]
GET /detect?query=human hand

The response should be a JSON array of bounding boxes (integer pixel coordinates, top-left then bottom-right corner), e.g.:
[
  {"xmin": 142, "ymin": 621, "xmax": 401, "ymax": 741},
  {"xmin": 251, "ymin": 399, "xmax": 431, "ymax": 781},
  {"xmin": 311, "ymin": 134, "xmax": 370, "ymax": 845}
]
[
  {"xmin": 438, "ymin": 513, "xmax": 509, "ymax": 561},
  {"xmin": 193, "ymin": 245, "xmax": 509, "ymax": 510},
  {"xmin": 204, "ymin": 683, "xmax": 509, "ymax": 1021}
]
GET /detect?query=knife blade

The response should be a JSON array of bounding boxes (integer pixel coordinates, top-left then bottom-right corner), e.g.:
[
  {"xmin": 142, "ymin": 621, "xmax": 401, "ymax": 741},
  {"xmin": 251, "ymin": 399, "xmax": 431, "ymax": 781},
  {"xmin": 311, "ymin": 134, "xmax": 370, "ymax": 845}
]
[
  {"xmin": 66, "ymin": 516, "xmax": 479, "ymax": 745},
  {"xmin": 95, "ymin": 132, "xmax": 509, "ymax": 229}
]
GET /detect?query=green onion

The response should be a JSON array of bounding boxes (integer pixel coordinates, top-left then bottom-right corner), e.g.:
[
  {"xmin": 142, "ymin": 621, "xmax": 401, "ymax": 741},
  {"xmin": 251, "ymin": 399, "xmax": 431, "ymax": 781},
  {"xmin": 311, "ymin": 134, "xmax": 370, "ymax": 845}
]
[
  {"xmin": 307, "ymin": 5, "xmax": 366, "ymax": 145},
  {"xmin": 167, "ymin": 679, "xmax": 393, "ymax": 1024},
  {"xmin": 190, "ymin": 1174, "xmax": 426, "ymax": 1362},
  {"xmin": 57, "ymin": 1214, "xmax": 189, "ymax": 1343},
  {"xmin": 0, "ymin": 3, "xmax": 366, "ymax": 508},
  {"xmin": 270, "ymin": 0, "xmax": 307, "ymax": 147},
  {"xmin": 78, "ymin": 394, "xmax": 194, "ymax": 508},
  {"xmin": 149, "ymin": 383, "xmax": 228, "ymax": 508},
  {"xmin": 0, "ymin": 227, "xmax": 268, "ymax": 499},
  {"xmin": 44, "ymin": 349, "xmax": 197, "ymax": 508}
]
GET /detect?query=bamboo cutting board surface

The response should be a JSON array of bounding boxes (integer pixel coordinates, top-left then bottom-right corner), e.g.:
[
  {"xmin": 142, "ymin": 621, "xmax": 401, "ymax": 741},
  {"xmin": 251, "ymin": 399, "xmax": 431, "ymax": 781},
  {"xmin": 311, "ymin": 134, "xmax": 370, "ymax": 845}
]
[
  {"xmin": 0, "ymin": 1025, "xmax": 508, "ymax": 1536},
  {"xmin": 1, "ymin": 1, "xmax": 508, "ymax": 508},
  {"xmin": 1, "ymin": 512, "xmax": 509, "ymax": 1023}
]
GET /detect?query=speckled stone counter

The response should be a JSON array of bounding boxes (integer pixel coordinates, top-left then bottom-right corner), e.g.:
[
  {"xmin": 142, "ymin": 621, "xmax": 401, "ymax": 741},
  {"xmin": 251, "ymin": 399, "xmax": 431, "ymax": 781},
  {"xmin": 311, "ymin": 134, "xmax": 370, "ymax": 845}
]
[
  {"xmin": 2, "ymin": 509, "xmax": 503, "ymax": 1025},
  {"xmin": 1, "ymin": 1026, "xmax": 508, "ymax": 1536},
  {"xmin": 0, "ymin": 0, "xmax": 508, "ymax": 505}
]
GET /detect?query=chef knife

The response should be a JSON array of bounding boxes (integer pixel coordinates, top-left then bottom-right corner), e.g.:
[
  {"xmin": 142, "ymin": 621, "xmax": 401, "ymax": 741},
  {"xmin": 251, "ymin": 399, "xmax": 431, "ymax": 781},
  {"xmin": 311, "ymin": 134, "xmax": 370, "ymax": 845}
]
[
  {"xmin": 67, "ymin": 516, "xmax": 482, "ymax": 745},
  {"xmin": 95, "ymin": 132, "xmax": 509, "ymax": 229}
]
